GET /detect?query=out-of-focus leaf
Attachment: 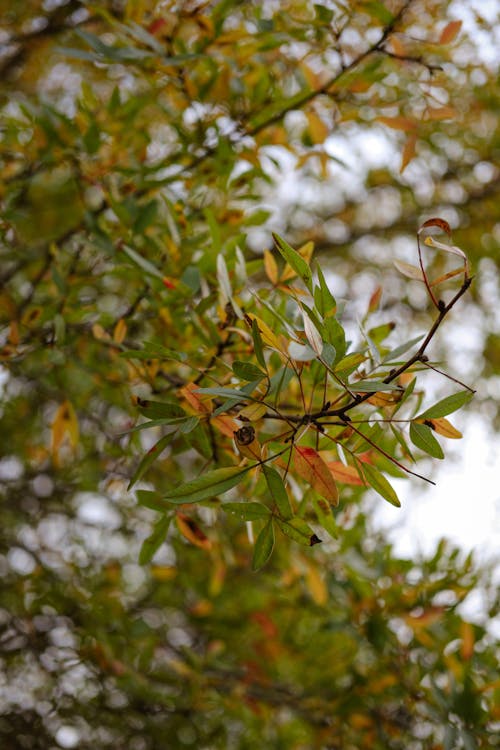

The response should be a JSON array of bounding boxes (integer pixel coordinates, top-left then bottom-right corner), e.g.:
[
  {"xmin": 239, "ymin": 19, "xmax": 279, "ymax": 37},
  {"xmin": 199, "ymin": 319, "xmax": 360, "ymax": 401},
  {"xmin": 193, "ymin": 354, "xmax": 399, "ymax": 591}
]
[
  {"xmin": 128, "ymin": 432, "xmax": 173, "ymax": 490},
  {"xmin": 439, "ymin": 20, "xmax": 462, "ymax": 44},
  {"xmin": 139, "ymin": 514, "xmax": 172, "ymax": 564},
  {"xmin": 176, "ymin": 513, "xmax": 212, "ymax": 550},
  {"xmin": 252, "ymin": 518, "xmax": 275, "ymax": 570}
]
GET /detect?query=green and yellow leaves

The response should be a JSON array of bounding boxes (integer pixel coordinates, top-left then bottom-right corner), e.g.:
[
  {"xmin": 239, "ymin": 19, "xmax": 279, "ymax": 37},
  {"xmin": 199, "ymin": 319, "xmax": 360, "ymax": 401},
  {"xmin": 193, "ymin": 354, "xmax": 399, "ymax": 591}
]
[
  {"xmin": 410, "ymin": 422, "xmax": 444, "ymax": 459},
  {"xmin": 418, "ymin": 391, "xmax": 473, "ymax": 420},
  {"xmin": 272, "ymin": 233, "xmax": 313, "ymax": 292}
]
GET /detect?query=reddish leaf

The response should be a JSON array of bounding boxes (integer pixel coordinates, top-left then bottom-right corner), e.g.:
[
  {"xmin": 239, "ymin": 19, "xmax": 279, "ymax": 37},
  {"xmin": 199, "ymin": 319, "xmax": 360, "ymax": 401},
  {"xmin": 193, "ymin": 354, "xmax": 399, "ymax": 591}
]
[
  {"xmin": 439, "ymin": 20, "xmax": 462, "ymax": 45},
  {"xmin": 294, "ymin": 446, "xmax": 339, "ymax": 505}
]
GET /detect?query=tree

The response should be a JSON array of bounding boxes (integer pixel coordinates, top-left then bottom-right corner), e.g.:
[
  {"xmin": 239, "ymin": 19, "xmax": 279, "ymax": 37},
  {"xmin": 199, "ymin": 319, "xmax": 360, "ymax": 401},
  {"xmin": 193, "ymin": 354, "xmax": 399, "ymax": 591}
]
[{"xmin": 0, "ymin": 1, "xmax": 498, "ymax": 748}]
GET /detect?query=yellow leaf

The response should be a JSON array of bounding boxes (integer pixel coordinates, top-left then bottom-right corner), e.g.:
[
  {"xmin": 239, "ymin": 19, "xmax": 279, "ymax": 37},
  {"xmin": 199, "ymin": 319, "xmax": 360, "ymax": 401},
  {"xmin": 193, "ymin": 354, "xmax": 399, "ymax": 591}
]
[
  {"xmin": 234, "ymin": 425, "xmax": 262, "ymax": 461},
  {"xmin": 460, "ymin": 621, "xmax": 474, "ymax": 661},
  {"xmin": 423, "ymin": 417, "xmax": 462, "ymax": 439},
  {"xmin": 113, "ymin": 318, "xmax": 127, "ymax": 344},
  {"xmin": 92, "ymin": 323, "xmax": 110, "ymax": 341},
  {"xmin": 238, "ymin": 401, "xmax": 267, "ymax": 422},
  {"xmin": 263, "ymin": 249, "xmax": 278, "ymax": 285},
  {"xmin": 306, "ymin": 111, "xmax": 329, "ymax": 144},
  {"xmin": 304, "ymin": 560, "xmax": 328, "ymax": 606},
  {"xmin": 244, "ymin": 313, "xmax": 283, "ymax": 352},
  {"xmin": 439, "ymin": 20, "xmax": 462, "ymax": 45}
]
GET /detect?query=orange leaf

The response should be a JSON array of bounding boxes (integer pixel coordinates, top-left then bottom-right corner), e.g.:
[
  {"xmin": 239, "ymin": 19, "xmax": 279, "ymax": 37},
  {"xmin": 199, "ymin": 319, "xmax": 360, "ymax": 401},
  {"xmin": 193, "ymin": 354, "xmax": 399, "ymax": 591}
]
[
  {"xmin": 113, "ymin": 318, "xmax": 127, "ymax": 344},
  {"xmin": 294, "ymin": 446, "xmax": 339, "ymax": 504},
  {"xmin": 213, "ymin": 414, "xmax": 240, "ymax": 439},
  {"xmin": 460, "ymin": 621, "xmax": 474, "ymax": 661},
  {"xmin": 400, "ymin": 132, "xmax": 417, "ymax": 173},
  {"xmin": 439, "ymin": 20, "xmax": 462, "ymax": 45},
  {"xmin": 180, "ymin": 383, "xmax": 211, "ymax": 414},
  {"xmin": 176, "ymin": 513, "xmax": 212, "ymax": 550},
  {"xmin": 426, "ymin": 106, "xmax": 457, "ymax": 121},
  {"xmin": 390, "ymin": 36, "xmax": 407, "ymax": 57},
  {"xmin": 326, "ymin": 461, "xmax": 364, "ymax": 486},
  {"xmin": 377, "ymin": 116, "xmax": 417, "ymax": 132}
]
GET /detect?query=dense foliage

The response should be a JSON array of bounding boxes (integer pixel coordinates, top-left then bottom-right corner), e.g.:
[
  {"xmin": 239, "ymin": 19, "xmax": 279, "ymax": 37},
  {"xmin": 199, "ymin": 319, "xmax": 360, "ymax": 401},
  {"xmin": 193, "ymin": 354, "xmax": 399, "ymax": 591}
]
[{"xmin": 0, "ymin": 1, "xmax": 499, "ymax": 748}]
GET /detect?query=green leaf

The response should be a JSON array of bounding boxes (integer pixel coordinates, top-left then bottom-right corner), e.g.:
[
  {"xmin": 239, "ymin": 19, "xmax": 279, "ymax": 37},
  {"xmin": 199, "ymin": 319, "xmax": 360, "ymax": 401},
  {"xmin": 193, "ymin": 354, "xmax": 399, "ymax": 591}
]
[
  {"xmin": 311, "ymin": 494, "xmax": 338, "ymax": 539},
  {"xmin": 162, "ymin": 465, "xmax": 254, "ymax": 505},
  {"xmin": 121, "ymin": 342, "xmax": 187, "ymax": 362},
  {"xmin": 232, "ymin": 360, "xmax": 266, "ymax": 382},
  {"xmin": 382, "ymin": 335, "xmax": 424, "ymax": 363},
  {"xmin": 128, "ymin": 433, "xmax": 173, "ymax": 490},
  {"xmin": 272, "ymin": 233, "xmax": 313, "ymax": 291},
  {"xmin": 139, "ymin": 514, "xmax": 172, "ymax": 565},
  {"xmin": 263, "ymin": 465, "xmax": 293, "ymax": 519},
  {"xmin": 418, "ymin": 391, "xmax": 474, "ymax": 419},
  {"xmin": 351, "ymin": 381, "xmax": 404, "ymax": 393},
  {"xmin": 137, "ymin": 400, "xmax": 186, "ymax": 419},
  {"xmin": 275, "ymin": 517, "xmax": 322, "ymax": 546},
  {"xmin": 121, "ymin": 244, "xmax": 164, "ymax": 279},
  {"xmin": 361, "ymin": 463, "xmax": 401, "ymax": 507},
  {"xmin": 252, "ymin": 518, "xmax": 275, "ymax": 570},
  {"xmin": 314, "ymin": 263, "xmax": 336, "ymax": 317},
  {"xmin": 223, "ymin": 502, "xmax": 271, "ymax": 521},
  {"xmin": 136, "ymin": 490, "xmax": 166, "ymax": 512},
  {"xmin": 410, "ymin": 422, "xmax": 444, "ymax": 459},
  {"xmin": 251, "ymin": 318, "xmax": 267, "ymax": 371}
]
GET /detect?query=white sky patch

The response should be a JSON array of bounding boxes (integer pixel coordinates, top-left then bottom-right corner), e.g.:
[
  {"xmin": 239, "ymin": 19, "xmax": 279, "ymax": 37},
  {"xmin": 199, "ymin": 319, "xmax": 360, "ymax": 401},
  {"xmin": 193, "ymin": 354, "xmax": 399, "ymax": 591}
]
[{"xmin": 372, "ymin": 413, "xmax": 500, "ymax": 563}]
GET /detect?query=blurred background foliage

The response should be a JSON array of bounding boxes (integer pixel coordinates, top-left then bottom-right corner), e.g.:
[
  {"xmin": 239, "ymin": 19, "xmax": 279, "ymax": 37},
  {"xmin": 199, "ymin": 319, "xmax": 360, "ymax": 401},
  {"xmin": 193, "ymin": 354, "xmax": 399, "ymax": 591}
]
[{"xmin": 0, "ymin": 1, "xmax": 499, "ymax": 748}]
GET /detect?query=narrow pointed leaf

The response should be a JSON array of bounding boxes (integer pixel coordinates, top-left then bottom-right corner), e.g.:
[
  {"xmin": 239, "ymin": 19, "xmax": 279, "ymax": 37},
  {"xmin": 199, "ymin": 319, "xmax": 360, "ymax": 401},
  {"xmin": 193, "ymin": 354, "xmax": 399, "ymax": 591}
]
[
  {"xmin": 162, "ymin": 465, "xmax": 254, "ymax": 505},
  {"xmin": 275, "ymin": 516, "xmax": 322, "ymax": 546},
  {"xmin": 252, "ymin": 518, "xmax": 275, "ymax": 570},
  {"xmin": 418, "ymin": 391, "xmax": 473, "ymax": 419},
  {"xmin": 232, "ymin": 360, "xmax": 266, "ymax": 382},
  {"xmin": 272, "ymin": 233, "xmax": 313, "ymax": 291},
  {"xmin": 223, "ymin": 502, "xmax": 271, "ymax": 521},
  {"xmin": 361, "ymin": 462, "xmax": 401, "ymax": 507},
  {"xmin": 128, "ymin": 432, "xmax": 173, "ymax": 490},
  {"xmin": 312, "ymin": 495, "xmax": 338, "ymax": 539},
  {"xmin": 139, "ymin": 514, "xmax": 172, "ymax": 564},
  {"xmin": 263, "ymin": 465, "xmax": 293, "ymax": 519},
  {"xmin": 410, "ymin": 422, "xmax": 444, "ymax": 459},
  {"xmin": 294, "ymin": 446, "xmax": 338, "ymax": 505}
]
